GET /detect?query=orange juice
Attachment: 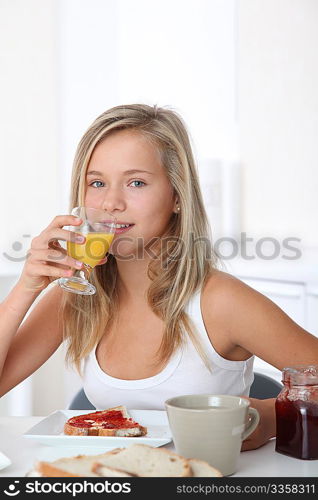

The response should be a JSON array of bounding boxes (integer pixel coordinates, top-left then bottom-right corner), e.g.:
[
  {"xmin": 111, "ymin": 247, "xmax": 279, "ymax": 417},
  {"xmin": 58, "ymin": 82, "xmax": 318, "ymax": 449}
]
[{"xmin": 67, "ymin": 232, "xmax": 114, "ymax": 268}]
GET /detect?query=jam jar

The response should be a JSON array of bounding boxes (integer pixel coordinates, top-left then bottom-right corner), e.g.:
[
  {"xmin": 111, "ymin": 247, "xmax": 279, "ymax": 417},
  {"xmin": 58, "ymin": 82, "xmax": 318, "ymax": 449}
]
[{"xmin": 275, "ymin": 365, "xmax": 318, "ymax": 460}]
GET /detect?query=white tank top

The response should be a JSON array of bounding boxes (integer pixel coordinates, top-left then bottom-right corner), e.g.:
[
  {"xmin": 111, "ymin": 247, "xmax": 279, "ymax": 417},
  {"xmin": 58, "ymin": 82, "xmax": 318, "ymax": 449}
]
[{"xmin": 82, "ymin": 289, "xmax": 254, "ymax": 409}]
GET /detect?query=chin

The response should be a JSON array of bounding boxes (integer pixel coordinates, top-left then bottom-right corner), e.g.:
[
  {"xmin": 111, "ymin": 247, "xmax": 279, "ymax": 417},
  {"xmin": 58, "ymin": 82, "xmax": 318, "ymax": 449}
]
[
  {"xmin": 112, "ymin": 231, "xmax": 163, "ymax": 260},
  {"xmin": 111, "ymin": 244, "xmax": 139, "ymax": 261}
]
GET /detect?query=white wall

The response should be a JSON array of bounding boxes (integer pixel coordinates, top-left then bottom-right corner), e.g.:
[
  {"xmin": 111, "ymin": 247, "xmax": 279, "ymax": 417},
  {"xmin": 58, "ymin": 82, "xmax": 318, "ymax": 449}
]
[
  {"xmin": 57, "ymin": 0, "xmax": 239, "ymax": 231},
  {"xmin": 238, "ymin": 0, "xmax": 318, "ymax": 248},
  {"xmin": 0, "ymin": 0, "xmax": 59, "ymax": 277},
  {"xmin": 116, "ymin": 0, "xmax": 238, "ymax": 160},
  {"xmin": 115, "ymin": 0, "xmax": 240, "ymax": 241},
  {"xmin": 0, "ymin": 0, "xmax": 62, "ymax": 416},
  {"xmin": 57, "ymin": 0, "xmax": 120, "ymax": 213}
]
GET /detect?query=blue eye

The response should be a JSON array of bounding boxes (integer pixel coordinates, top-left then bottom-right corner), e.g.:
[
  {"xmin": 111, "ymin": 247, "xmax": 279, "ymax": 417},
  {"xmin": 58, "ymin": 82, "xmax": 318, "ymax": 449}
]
[
  {"xmin": 90, "ymin": 181, "xmax": 104, "ymax": 188},
  {"xmin": 130, "ymin": 180, "xmax": 145, "ymax": 188}
]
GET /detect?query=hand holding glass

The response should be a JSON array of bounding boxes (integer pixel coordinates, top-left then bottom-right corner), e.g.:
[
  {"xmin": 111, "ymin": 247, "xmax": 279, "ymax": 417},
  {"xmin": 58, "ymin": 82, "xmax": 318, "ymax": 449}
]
[{"xmin": 58, "ymin": 207, "xmax": 116, "ymax": 295}]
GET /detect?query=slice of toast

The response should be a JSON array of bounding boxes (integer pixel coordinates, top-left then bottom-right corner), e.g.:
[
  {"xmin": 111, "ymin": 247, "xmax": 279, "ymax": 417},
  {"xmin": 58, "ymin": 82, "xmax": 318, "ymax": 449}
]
[
  {"xmin": 92, "ymin": 444, "xmax": 192, "ymax": 477},
  {"xmin": 36, "ymin": 451, "xmax": 112, "ymax": 477},
  {"xmin": 188, "ymin": 458, "xmax": 223, "ymax": 477},
  {"xmin": 36, "ymin": 444, "xmax": 191, "ymax": 477},
  {"xmin": 64, "ymin": 405, "xmax": 147, "ymax": 437}
]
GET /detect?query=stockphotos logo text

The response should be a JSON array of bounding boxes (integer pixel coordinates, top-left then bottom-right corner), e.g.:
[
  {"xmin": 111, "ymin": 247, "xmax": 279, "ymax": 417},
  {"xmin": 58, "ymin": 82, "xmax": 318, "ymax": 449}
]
[
  {"xmin": 3, "ymin": 480, "xmax": 131, "ymax": 496},
  {"xmin": 3, "ymin": 233, "xmax": 302, "ymax": 263}
]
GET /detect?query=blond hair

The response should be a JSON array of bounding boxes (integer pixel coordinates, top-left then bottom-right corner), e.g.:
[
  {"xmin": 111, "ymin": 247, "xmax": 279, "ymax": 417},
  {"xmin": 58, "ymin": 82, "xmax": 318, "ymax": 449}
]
[{"xmin": 61, "ymin": 104, "xmax": 218, "ymax": 374}]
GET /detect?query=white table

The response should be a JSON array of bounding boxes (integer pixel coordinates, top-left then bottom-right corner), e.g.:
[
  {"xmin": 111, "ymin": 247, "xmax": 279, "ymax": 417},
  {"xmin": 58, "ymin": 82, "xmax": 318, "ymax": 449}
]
[{"xmin": 0, "ymin": 417, "xmax": 317, "ymax": 477}]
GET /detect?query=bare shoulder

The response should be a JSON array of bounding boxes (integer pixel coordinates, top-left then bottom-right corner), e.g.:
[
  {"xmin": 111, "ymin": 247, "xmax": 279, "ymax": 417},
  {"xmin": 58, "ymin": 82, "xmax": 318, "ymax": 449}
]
[
  {"xmin": 201, "ymin": 268, "xmax": 275, "ymax": 338},
  {"xmin": 201, "ymin": 269, "xmax": 318, "ymax": 369},
  {"xmin": 200, "ymin": 269, "xmax": 260, "ymax": 360},
  {"xmin": 201, "ymin": 269, "xmax": 259, "ymax": 311}
]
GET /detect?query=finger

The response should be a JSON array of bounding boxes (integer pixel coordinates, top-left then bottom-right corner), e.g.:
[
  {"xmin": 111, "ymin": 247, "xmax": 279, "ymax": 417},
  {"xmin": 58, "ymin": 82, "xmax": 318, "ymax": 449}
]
[
  {"xmin": 48, "ymin": 239, "xmax": 64, "ymax": 250},
  {"xmin": 30, "ymin": 248, "xmax": 84, "ymax": 270},
  {"xmin": 48, "ymin": 241, "xmax": 67, "ymax": 256},
  {"xmin": 43, "ymin": 246, "xmax": 70, "ymax": 270},
  {"xmin": 32, "ymin": 228, "xmax": 86, "ymax": 250},
  {"xmin": 241, "ymin": 440, "xmax": 259, "ymax": 452},
  {"xmin": 241, "ymin": 439, "xmax": 251, "ymax": 451},
  {"xmin": 47, "ymin": 214, "xmax": 83, "ymax": 230},
  {"xmin": 96, "ymin": 256, "xmax": 108, "ymax": 266},
  {"xmin": 27, "ymin": 263, "xmax": 74, "ymax": 279},
  {"xmin": 48, "ymin": 228, "xmax": 86, "ymax": 245}
]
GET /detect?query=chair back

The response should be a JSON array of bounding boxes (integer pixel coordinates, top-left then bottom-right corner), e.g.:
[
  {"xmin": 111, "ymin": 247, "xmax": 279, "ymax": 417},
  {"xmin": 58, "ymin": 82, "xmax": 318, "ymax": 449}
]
[
  {"xmin": 249, "ymin": 372, "xmax": 282, "ymax": 399},
  {"xmin": 68, "ymin": 388, "xmax": 95, "ymax": 410}
]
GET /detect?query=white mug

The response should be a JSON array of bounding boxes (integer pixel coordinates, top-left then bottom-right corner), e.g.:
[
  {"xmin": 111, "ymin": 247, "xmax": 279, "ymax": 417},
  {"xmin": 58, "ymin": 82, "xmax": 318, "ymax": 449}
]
[{"xmin": 165, "ymin": 394, "xmax": 260, "ymax": 476}]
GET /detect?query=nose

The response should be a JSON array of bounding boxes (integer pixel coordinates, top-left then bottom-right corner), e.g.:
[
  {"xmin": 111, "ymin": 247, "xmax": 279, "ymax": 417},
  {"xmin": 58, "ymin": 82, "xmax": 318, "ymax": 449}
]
[{"xmin": 101, "ymin": 186, "xmax": 126, "ymax": 214}]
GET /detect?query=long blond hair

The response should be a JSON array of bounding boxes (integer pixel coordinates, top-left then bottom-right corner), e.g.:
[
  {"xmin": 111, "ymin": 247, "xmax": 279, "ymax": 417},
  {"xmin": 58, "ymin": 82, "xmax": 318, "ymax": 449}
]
[{"xmin": 61, "ymin": 104, "xmax": 218, "ymax": 374}]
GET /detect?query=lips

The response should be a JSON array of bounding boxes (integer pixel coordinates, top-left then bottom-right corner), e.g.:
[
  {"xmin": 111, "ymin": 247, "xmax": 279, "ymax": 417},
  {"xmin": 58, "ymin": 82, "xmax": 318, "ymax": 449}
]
[
  {"xmin": 102, "ymin": 220, "xmax": 134, "ymax": 225},
  {"xmin": 113, "ymin": 225, "xmax": 134, "ymax": 234},
  {"xmin": 101, "ymin": 221, "xmax": 135, "ymax": 234}
]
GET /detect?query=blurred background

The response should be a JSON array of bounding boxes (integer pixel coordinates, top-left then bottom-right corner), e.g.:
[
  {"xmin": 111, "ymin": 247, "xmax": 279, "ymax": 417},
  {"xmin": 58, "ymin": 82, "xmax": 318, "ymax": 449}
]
[{"xmin": 1, "ymin": 0, "xmax": 318, "ymax": 415}]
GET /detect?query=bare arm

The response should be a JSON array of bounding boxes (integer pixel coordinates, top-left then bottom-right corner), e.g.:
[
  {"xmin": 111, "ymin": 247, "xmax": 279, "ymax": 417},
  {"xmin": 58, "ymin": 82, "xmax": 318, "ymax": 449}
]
[
  {"xmin": 203, "ymin": 270, "xmax": 318, "ymax": 450},
  {"xmin": 204, "ymin": 270, "xmax": 318, "ymax": 368},
  {"xmin": 0, "ymin": 213, "xmax": 86, "ymax": 396},
  {"xmin": 0, "ymin": 283, "xmax": 65, "ymax": 396},
  {"xmin": 0, "ymin": 281, "xmax": 42, "ymax": 381}
]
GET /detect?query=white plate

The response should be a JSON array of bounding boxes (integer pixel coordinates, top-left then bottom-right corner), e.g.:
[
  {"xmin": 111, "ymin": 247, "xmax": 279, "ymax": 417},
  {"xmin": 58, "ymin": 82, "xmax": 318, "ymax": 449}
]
[{"xmin": 23, "ymin": 410, "xmax": 171, "ymax": 448}]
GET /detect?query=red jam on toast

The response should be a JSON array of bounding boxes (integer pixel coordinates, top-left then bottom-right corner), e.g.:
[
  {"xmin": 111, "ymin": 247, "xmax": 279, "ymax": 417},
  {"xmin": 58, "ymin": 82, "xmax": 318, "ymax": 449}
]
[{"xmin": 64, "ymin": 406, "xmax": 147, "ymax": 437}]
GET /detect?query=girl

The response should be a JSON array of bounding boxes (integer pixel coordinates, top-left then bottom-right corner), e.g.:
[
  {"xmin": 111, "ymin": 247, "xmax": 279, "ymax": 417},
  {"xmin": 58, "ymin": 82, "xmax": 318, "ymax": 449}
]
[{"xmin": 1, "ymin": 104, "xmax": 317, "ymax": 451}]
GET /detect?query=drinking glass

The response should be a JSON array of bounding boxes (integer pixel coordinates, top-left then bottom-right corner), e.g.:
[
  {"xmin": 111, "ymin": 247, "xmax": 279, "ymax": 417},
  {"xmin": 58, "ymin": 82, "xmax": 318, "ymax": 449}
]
[{"xmin": 58, "ymin": 206, "xmax": 116, "ymax": 295}]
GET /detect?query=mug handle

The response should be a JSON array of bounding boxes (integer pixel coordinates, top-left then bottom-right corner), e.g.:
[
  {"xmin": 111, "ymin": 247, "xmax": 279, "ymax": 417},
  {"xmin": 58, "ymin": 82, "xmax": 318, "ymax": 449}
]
[{"xmin": 241, "ymin": 408, "xmax": 260, "ymax": 440}]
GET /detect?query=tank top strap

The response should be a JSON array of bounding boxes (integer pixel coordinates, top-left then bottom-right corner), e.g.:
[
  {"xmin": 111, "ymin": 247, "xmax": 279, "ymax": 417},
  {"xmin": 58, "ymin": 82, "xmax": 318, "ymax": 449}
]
[
  {"xmin": 184, "ymin": 287, "xmax": 255, "ymax": 371},
  {"xmin": 184, "ymin": 287, "xmax": 211, "ymax": 349}
]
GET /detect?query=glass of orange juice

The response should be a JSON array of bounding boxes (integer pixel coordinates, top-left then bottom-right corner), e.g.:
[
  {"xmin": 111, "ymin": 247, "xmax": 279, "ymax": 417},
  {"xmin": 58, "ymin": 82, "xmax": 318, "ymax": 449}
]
[{"xmin": 58, "ymin": 206, "xmax": 116, "ymax": 295}]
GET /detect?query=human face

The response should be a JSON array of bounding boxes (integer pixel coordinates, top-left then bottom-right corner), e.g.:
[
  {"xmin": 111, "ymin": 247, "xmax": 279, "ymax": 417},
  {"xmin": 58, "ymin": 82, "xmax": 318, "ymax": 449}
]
[{"xmin": 84, "ymin": 129, "xmax": 177, "ymax": 259}]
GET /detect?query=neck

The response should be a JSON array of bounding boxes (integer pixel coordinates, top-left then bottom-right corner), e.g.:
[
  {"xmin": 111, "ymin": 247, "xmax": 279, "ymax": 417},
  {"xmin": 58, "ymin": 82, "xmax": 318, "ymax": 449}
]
[{"xmin": 115, "ymin": 257, "xmax": 153, "ymax": 305}]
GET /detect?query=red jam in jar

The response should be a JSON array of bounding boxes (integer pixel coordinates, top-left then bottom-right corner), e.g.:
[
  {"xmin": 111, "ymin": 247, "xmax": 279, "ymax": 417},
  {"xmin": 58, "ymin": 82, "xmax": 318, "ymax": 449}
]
[{"xmin": 275, "ymin": 365, "xmax": 318, "ymax": 460}]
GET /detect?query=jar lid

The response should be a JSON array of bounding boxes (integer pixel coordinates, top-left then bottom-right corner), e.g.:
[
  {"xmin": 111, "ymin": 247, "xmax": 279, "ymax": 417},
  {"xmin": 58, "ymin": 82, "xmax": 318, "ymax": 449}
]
[{"xmin": 282, "ymin": 365, "xmax": 318, "ymax": 385}]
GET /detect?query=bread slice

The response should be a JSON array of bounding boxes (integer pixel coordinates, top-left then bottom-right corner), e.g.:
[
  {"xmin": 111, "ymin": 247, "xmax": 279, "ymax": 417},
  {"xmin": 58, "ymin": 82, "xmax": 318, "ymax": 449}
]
[
  {"xmin": 188, "ymin": 458, "xmax": 223, "ymax": 477},
  {"xmin": 64, "ymin": 405, "xmax": 147, "ymax": 437},
  {"xmin": 36, "ymin": 445, "xmax": 191, "ymax": 477},
  {"xmin": 36, "ymin": 452, "xmax": 111, "ymax": 477},
  {"xmin": 91, "ymin": 465, "xmax": 134, "ymax": 477},
  {"xmin": 92, "ymin": 444, "xmax": 191, "ymax": 477}
]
